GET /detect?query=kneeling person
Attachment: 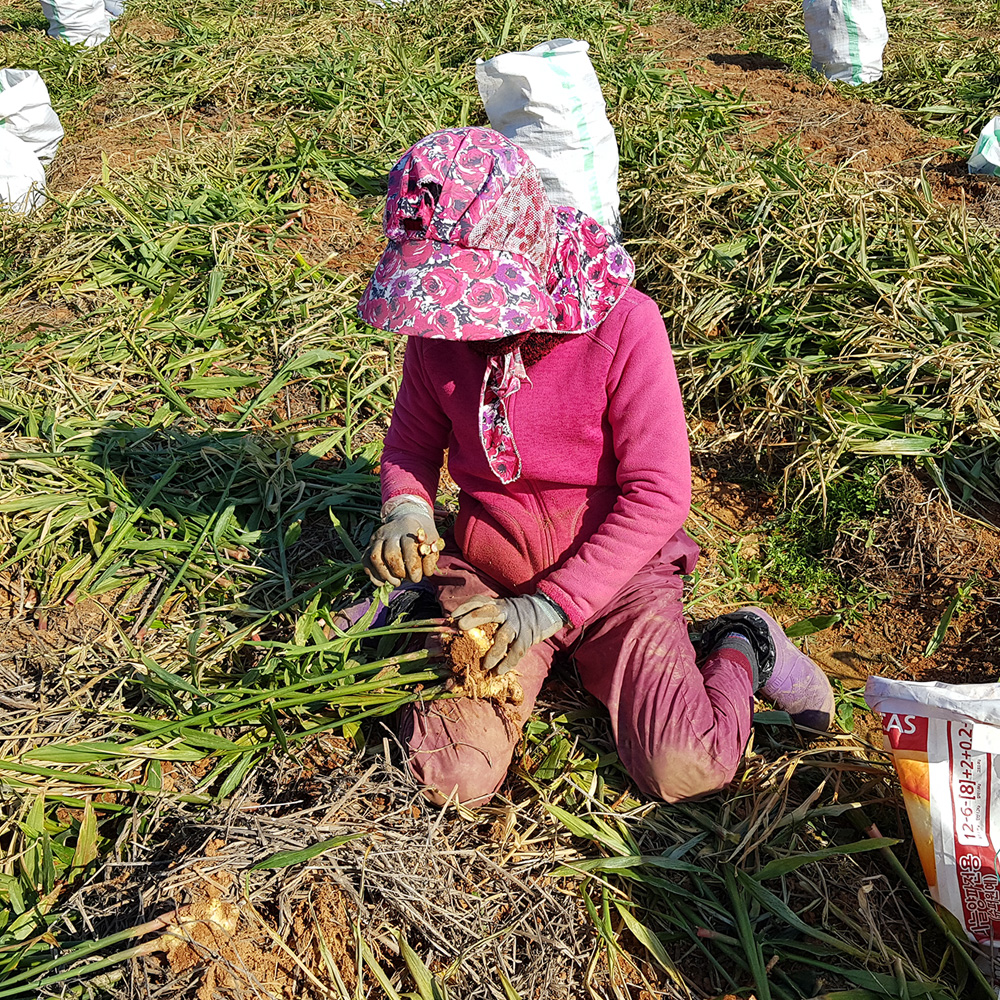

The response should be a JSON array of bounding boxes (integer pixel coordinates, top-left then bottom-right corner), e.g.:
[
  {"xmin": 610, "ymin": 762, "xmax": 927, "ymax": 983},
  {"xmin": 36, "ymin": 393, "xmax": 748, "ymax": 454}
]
[{"xmin": 357, "ymin": 127, "xmax": 834, "ymax": 805}]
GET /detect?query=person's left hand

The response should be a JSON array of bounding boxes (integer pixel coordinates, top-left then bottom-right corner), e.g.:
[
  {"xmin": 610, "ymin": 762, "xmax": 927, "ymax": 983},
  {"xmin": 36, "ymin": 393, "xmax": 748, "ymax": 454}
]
[{"xmin": 450, "ymin": 593, "xmax": 567, "ymax": 675}]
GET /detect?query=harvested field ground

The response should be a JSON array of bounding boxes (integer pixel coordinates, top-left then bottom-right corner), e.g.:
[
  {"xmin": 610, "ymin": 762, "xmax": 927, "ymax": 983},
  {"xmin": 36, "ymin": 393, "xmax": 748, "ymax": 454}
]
[
  {"xmin": 635, "ymin": 12, "xmax": 1000, "ymax": 221},
  {"xmin": 1, "ymin": 0, "xmax": 999, "ymax": 998}
]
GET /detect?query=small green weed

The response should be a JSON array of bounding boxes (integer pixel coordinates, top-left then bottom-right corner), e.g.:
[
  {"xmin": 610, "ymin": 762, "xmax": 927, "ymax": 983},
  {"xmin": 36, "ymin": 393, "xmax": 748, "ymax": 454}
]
[
  {"xmin": 698, "ymin": 465, "xmax": 895, "ymax": 612},
  {"xmin": 761, "ymin": 465, "xmax": 894, "ymax": 608},
  {"xmin": 832, "ymin": 679, "xmax": 869, "ymax": 733}
]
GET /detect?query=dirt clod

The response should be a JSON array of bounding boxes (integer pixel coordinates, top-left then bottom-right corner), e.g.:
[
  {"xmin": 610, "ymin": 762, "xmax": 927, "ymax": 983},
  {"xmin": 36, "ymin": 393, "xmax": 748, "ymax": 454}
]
[
  {"xmin": 137, "ymin": 897, "xmax": 242, "ymax": 999},
  {"xmin": 135, "ymin": 844, "xmax": 358, "ymax": 1000}
]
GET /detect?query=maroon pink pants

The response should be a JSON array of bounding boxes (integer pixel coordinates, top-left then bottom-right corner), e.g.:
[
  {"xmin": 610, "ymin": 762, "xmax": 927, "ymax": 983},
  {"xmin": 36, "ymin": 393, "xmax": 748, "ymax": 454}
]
[{"xmin": 399, "ymin": 547, "xmax": 755, "ymax": 805}]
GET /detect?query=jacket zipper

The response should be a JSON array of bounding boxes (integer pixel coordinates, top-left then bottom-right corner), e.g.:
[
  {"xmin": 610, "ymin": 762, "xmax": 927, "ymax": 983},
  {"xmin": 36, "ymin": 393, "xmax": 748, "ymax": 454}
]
[{"xmin": 507, "ymin": 389, "xmax": 556, "ymax": 568}]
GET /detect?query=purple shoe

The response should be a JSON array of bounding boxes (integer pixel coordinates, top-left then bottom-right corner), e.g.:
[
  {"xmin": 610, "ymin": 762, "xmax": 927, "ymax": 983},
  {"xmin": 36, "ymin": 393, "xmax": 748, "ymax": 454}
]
[
  {"xmin": 330, "ymin": 593, "xmax": 394, "ymax": 632},
  {"xmin": 691, "ymin": 606, "xmax": 835, "ymax": 731},
  {"xmin": 331, "ymin": 584, "xmax": 438, "ymax": 632}
]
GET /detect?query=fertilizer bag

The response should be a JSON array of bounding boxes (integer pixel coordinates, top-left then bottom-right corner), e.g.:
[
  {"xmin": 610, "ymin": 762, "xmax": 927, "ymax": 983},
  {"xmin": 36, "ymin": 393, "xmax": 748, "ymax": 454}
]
[
  {"xmin": 476, "ymin": 38, "xmax": 621, "ymax": 237},
  {"xmin": 969, "ymin": 116, "xmax": 1000, "ymax": 176},
  {"xmin": 865, "ymin": 676, "xmax": 1000, "ymax": 986},
  {"xmin": 40, "ymin": 0, "xmax": 111, "ymax": 46},
  {"xmin": 0, "ymin": 128, "xmax": 45, "ymax": 214},
  {"xmin": 803, "ymin": 0, "xmax": 888, "ymax": 85},
  {"xmin": 0, "ymin": 69, "xmax": 64, "ymax": 163}
]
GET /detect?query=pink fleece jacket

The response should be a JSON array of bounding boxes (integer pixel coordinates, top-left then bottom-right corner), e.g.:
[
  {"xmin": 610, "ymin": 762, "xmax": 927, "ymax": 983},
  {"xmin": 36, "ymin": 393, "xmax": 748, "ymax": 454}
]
[{"xmin": 380, "ymin": 286, "xmax": 699, "ymax": 628}]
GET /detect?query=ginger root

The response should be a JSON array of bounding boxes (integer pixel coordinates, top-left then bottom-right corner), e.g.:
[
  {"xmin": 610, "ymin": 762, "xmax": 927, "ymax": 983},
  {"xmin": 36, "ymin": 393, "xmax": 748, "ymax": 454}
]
[{"xmin": 440, "ymin": 622, "xmax": 524, "ymax": 706}]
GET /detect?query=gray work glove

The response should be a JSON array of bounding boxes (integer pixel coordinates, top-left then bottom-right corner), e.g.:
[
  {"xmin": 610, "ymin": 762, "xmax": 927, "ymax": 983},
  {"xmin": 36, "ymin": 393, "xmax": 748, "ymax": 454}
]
[
  {"xmin": 364, "ymin": 495, "xmax": 444, "ymax": 586},
  {"xmin": 451, "ymin": 593, "xmax": 568, "ymax": 675}
]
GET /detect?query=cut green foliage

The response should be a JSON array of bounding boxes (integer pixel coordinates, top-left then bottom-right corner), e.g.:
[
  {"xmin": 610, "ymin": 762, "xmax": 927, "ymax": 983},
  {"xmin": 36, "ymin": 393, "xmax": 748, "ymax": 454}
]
[
  {"xmin": 877, "ymin": 43, "xmax": 1000, "ymax": 135},
  {"xmin": 249, "ymin": 832, "xmax": 367, "ymax": 870},
  {"xmin": 629, "ymin": 143, "xmax": 1000, "ymax": 513},
  {"xmin": 754, "ymin": 836, "xmax": 899, "ymax": 879},
  {"xmin": 400, "ymin": 933, "xmax": 449, "ymax": 1000}
]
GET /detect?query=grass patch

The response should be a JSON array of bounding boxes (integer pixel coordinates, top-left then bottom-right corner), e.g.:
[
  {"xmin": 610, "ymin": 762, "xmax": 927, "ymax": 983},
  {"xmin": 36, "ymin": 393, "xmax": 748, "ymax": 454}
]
[{"xmin": 625, "ymin": 132, "xmax": 1000, "ymax": 512}]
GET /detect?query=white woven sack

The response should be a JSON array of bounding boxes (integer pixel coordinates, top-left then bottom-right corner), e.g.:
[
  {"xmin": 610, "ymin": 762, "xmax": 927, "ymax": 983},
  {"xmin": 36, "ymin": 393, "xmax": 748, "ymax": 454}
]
[
  {"xmin": 40, "ymin": 0, "xmax": 111, "ymax": 46},
  {"xmin": 968, "ymin": 116, "xmax": 1000, "ymax": 176},
  {"xmin": 476, "ymin": 38, "xmax": 622, "ymax": 237},
  {"xmin": 803, "ymin": 0, "xmax": 888, "ymax": 85},
  {"xmin": 0, "ymin": 69, "xmax": 63, "ymax": 163},
  {"xmin": 0, "ymin": 128, "xmax": 45, "ymax": 214}
]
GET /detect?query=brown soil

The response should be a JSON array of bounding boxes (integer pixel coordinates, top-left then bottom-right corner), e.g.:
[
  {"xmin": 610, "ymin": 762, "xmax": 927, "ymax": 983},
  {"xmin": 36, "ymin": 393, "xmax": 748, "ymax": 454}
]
[
  {"xmin": 278, "ymin": 180, "xmax": 384, "ymax": 274},
  {"xmin": 0, "ymin": 593, "xmax": 117, "ymax": 658},
  {"xmin": 441, "ymin": 620, "xmax": 525, "ymax": 705},
  {"xmin": 121, "ymin": 15, "xmax": 179, "ymax": 42},
  {"xmin": 813, "ymin": 592, "xmax": 1000, "ymax": 686},
  {"xmin": 632, "ymin": 14, "xmax": 983, "ymax": 206},
  {"xmin": 281, "ymin": 882, "xmax": 358, "ymax": 994},
  {"xmin": 137, "ymin": 840, "xmax": 357, "ymax": 999},
  {"xmin": 0, "ymin": 302, "xmax": 77, "ymax": 340},
  {"xmin": 46, "ymin": 102, "xmax": 231, "ymax": 196}
]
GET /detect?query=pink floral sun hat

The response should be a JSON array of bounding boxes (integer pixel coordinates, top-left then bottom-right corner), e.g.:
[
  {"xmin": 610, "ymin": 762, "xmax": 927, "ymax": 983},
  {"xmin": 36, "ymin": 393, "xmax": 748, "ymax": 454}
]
[{"xmin": 357, "ymin": 127, "xmax": 634, "ymax": 341}]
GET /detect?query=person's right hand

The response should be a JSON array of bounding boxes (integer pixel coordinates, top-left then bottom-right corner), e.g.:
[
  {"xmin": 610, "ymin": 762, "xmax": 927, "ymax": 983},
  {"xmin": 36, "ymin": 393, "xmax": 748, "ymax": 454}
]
[{"xmin": 363, "ymin": 495, "xmax": 444, "ymax": 585}]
